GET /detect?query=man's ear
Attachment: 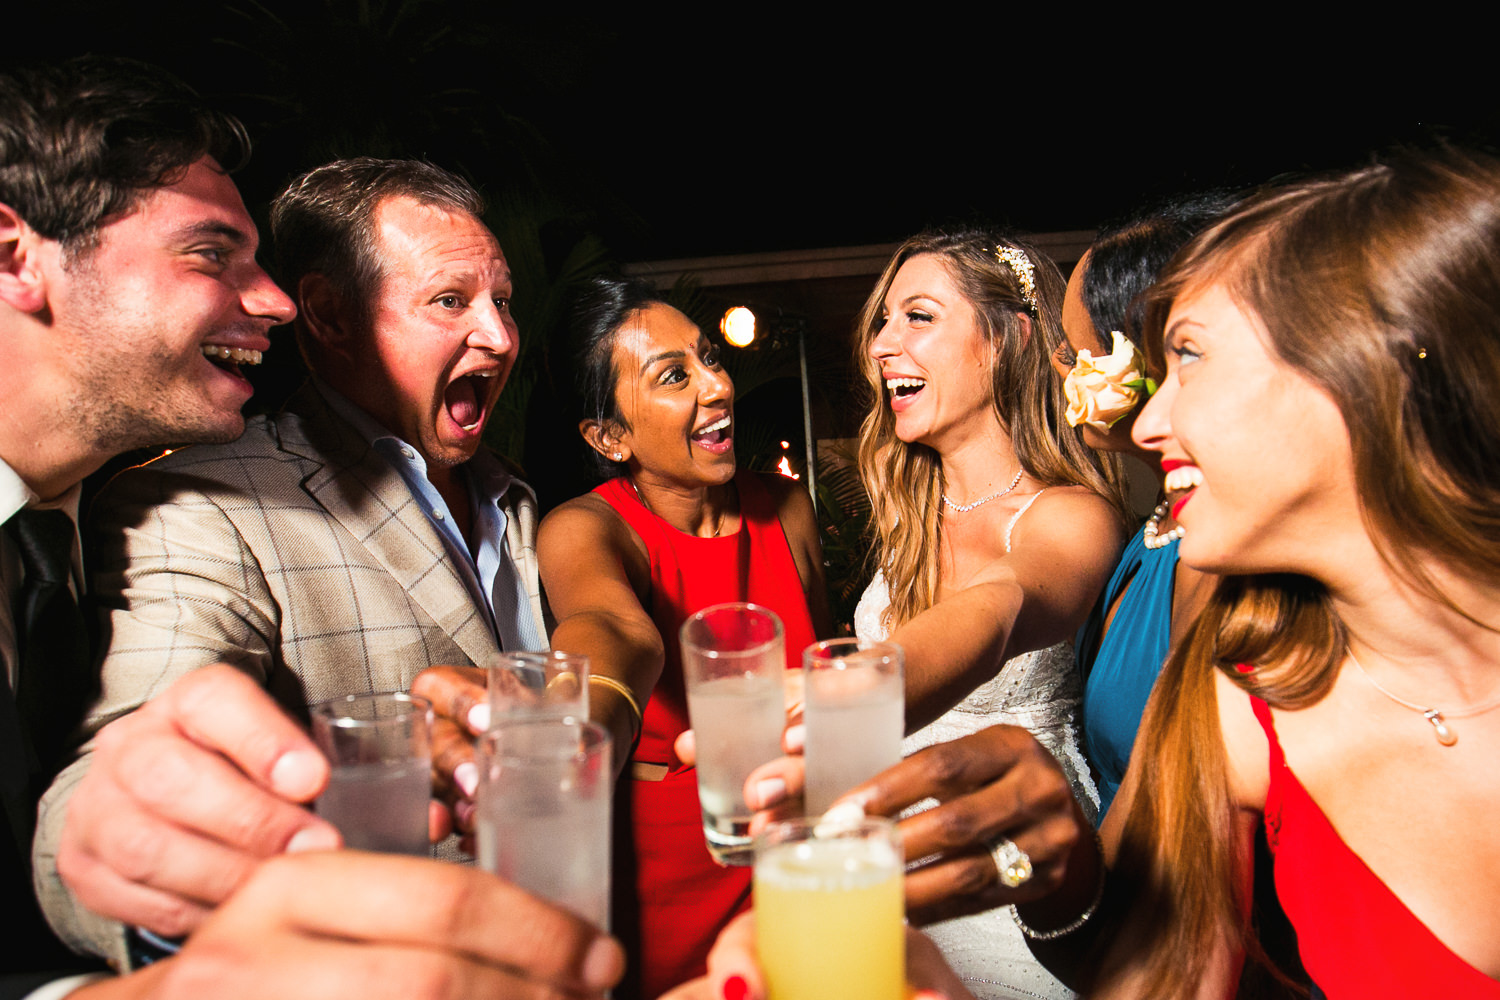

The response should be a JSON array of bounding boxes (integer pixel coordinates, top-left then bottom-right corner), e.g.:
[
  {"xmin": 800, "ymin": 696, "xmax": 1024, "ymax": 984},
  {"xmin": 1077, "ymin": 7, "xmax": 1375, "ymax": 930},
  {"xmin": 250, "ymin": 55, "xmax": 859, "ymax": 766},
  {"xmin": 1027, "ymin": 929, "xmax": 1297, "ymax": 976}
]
[
  {"xmin": 297, "ymin": 272, "xmax": 358, "ymax": 362},
  {"xmin": 580, "ymin": 418, "xmax": 630, "ymax": 464},
  {"xmin": 0, "ymin": 202, "xmax": 50, "ymax": 315}
]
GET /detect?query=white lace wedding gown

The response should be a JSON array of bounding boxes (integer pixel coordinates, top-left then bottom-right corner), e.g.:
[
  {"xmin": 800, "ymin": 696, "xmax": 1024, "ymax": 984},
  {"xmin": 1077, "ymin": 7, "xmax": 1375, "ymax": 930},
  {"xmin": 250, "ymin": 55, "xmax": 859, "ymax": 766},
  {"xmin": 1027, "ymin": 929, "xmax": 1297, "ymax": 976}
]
[{"xmin": 854, "ymin": 496, "xmax": 1098, "ymax": 1000}]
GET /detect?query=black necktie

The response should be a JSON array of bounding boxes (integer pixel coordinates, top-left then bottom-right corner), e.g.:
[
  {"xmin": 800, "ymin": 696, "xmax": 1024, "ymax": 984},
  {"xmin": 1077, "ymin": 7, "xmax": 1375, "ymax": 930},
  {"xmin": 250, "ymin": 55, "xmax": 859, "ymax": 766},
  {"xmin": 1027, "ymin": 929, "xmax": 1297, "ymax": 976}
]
[{"xmin": 5, "ymin": 508, "xmax": 94, "ymax": 774}]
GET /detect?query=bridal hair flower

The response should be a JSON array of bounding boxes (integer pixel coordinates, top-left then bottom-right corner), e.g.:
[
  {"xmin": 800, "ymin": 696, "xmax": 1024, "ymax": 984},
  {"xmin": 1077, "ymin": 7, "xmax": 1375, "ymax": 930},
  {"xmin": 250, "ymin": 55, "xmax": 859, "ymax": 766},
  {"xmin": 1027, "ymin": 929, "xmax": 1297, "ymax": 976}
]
[{"xmin": 1063, "ymin": 331, "xmax": 1156, "ymax": 432}]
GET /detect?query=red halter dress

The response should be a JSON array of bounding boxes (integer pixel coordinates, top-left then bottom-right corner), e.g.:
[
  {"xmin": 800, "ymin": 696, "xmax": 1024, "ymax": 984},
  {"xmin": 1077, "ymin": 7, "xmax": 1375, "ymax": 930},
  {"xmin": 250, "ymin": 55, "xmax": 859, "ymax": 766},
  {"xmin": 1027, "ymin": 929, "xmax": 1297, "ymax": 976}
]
[
  {"xmin": 594, "ymin": 473, "xmax": 817, "ymax": 998},
  {"xmin": 1251, "ymin": 697, "xmax": 1500, "ymax": 998}
]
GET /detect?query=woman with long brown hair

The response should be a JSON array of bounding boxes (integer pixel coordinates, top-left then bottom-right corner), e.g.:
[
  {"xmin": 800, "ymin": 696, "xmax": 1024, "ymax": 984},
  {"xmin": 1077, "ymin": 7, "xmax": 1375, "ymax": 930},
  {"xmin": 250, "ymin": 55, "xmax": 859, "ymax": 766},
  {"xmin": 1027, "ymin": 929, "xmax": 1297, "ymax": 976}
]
[
  {"xmin": 849, "ymin": 230, "xmax": 1128, "ymax": 999},
  {"xmin": 1073, "ymin": 147, "xmax": 1500, "ymax": 997}
]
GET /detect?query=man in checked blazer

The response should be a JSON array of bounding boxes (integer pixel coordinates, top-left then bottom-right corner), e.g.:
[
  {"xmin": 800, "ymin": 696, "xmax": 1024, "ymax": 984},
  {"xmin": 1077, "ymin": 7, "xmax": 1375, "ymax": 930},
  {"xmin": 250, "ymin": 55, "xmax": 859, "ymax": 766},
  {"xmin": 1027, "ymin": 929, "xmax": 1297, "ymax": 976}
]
[{"xmin": 35, "ymin": 159, "xmax": 554, "ymax": 962}]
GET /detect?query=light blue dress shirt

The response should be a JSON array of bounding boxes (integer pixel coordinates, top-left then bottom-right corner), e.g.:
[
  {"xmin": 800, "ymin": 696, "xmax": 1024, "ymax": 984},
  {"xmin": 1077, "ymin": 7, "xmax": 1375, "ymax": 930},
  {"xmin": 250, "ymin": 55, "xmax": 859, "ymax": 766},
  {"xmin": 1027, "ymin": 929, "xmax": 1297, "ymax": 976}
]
[{"xmin": 318, "ymin": 382, "xmax": 545, "ymax": 652}]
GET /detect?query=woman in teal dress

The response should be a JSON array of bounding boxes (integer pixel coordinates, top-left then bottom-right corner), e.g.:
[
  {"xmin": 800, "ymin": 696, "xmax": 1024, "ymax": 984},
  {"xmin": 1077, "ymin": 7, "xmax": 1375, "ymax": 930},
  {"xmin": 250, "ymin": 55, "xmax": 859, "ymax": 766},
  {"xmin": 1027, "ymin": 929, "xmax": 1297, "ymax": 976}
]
[{"xmin": 1055, "ymin": 195, "xmax": 1233, "ymax": 819}]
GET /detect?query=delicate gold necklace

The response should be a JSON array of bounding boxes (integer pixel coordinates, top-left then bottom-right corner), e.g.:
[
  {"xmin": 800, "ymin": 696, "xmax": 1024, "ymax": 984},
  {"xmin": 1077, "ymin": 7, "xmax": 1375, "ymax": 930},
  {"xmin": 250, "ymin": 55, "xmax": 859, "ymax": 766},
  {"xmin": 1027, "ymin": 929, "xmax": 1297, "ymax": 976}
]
[
  {"xmin": 1347, "ymin": 648, "xmax": 1500, "ymax": 746},
  {"xmin": 942, "ymin": 469, "xmax": 1024, "ymax": 514},
  {"xmin": 629, "ymin": 477, "xmax": 724, "ymax": 537}
]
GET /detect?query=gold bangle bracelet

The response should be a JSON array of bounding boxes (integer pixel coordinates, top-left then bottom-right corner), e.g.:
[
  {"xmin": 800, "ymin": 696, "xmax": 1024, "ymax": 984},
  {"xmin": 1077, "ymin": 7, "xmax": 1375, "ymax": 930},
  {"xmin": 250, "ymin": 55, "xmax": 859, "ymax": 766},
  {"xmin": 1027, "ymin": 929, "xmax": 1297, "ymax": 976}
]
[{"xmin": 588, "ymin": 674, "xmax": 643, "ymax": 730}]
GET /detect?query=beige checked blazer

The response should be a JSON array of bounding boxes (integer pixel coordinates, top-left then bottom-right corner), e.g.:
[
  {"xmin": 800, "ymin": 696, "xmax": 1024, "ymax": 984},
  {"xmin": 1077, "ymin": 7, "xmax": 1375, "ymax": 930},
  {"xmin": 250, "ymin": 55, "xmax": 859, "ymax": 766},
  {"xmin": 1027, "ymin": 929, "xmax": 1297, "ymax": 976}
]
[{"xmin": 33, "ymin": 380, "xmax": 547, "ymax": 961}]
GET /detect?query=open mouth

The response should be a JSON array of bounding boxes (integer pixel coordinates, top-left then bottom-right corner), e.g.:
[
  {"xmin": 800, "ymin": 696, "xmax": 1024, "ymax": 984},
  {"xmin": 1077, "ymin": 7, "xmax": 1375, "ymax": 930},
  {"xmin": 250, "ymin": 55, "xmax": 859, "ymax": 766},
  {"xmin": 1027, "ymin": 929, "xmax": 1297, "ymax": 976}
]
[
  {"xmin": 692, "ymin": 415, "xmax": 732, "ymax": 451},
  {"xmin": 443, "ymin": 371, "xmax": 497, "ymax": 432},
  {"xmin": 886, "ymin": 377, "xmax": 926, "ymax": 399},
  {"xmin": 201, "ymin": 345, "xmax": 264, "ymax": 372}
]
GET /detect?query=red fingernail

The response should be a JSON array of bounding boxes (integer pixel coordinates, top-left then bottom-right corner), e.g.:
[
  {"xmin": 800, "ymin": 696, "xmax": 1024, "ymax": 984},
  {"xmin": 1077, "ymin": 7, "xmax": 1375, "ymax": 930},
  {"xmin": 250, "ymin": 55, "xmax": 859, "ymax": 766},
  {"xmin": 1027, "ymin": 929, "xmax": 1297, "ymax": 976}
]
[{"xmin": 722, "ymin": 974, "xmax": 750, "ymax": 1000}]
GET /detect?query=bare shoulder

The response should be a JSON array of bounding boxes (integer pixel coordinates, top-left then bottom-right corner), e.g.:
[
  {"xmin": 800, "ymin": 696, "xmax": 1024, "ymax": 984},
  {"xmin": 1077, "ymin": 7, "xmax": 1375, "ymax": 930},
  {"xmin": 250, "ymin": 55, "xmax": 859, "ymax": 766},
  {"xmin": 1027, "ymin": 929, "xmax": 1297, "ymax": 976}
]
[
  {"xmin": 1214, "ymin": 668, "xmax": 1272, "ymax": 812},
  {"xmin": 540, "ymin": 493, "xmax": 638, "ymax": 556},
  {"xmin": 542, "ymin": 492, "xmax": 620, "ymax": 534},
  {"xmin": 1028, "ymin": 483, "xmax": 1122, "ymax": 530},
  {"xmin": 1006, "ymin": 484, "xmax": 1125, "ymax": 567}
]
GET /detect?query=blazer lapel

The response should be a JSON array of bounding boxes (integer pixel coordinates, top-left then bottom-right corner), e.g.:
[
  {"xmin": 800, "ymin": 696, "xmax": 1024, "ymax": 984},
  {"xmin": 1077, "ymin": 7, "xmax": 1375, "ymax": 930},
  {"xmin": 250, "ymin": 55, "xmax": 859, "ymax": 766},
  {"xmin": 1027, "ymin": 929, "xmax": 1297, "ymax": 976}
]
[{"xmin": 274, "ymin": 383, "xmax": 500, "ymax": 666}]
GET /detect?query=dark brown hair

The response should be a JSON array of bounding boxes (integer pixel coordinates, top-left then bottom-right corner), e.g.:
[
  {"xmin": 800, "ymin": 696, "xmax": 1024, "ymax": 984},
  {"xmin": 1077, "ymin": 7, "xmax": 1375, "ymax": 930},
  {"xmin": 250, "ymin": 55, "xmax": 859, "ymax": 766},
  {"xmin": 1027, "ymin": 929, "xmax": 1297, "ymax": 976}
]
[
  {"xmin": 270, "ymin": 157, "xmax": 485, "ymax": 359},
  {"xmin": 0, "ymin": 56, "xmax": 249, "ymax": 255}
]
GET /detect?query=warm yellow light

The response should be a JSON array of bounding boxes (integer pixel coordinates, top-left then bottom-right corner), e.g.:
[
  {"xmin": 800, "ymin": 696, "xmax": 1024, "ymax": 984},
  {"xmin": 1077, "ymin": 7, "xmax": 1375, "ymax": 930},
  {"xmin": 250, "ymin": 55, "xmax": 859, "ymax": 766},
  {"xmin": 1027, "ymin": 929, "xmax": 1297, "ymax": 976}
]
[
  {"xmin": 776, "ymin": 456, "xmax": 800, "ymax": 480},
  {"xmin": 722, "ymin": 306, "xmax": 756, "ymax": 347}
]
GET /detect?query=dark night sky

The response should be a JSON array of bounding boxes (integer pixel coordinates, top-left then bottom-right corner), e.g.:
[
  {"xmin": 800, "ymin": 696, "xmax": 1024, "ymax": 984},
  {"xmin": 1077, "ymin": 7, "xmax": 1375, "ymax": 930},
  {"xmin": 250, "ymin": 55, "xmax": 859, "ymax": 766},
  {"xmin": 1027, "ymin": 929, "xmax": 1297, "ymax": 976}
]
[{"xmin": 25, "ymin": 4, "xmax": 1494, "ymax": 264}]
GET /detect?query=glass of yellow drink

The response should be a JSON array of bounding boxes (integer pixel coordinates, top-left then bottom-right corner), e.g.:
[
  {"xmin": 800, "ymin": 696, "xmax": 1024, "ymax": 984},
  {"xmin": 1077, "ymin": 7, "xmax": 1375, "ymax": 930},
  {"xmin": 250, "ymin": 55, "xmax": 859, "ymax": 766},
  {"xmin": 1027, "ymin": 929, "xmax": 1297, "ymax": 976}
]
[{"xmin": 753, "ymin": 816, "xmax": 904, "ymax": 1000}]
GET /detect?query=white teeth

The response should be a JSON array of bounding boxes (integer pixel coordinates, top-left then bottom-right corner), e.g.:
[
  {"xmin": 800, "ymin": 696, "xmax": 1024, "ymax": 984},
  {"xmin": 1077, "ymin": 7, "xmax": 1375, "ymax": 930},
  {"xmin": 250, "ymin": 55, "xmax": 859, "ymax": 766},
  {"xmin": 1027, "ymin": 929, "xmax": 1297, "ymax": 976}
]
[
  {"xmin": 202, "ymin": 346, "xmax": 263, "ymax": 365},
  {"xmin": 469, "ymin": 370, "xmax": 495, "ymax": 378},
  {"xmin": 1164, "ymin": 466, "xmax": 1205, "ymax": 492},
  {"xmin": 695, "ymin": 416, "xmax": 730, "ymax": 436},
  {"xmin": 886, "ymin": 377, "xmax": 926, "ymax": 391}
]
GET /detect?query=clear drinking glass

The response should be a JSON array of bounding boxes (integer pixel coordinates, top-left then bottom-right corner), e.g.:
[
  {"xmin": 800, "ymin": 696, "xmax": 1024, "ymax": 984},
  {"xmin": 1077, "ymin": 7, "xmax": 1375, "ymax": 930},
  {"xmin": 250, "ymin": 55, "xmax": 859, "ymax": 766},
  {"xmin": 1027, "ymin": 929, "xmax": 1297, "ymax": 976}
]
[
  {"xmin": 680, "ymin": 602, "xmax": 787, "ymax": 866},
  {"xmin": 310, "ymin": 691, "xmax": 433, "ymax": 856},
  {"xmin": 802, "ymin": 638, "xmax": 905, "ymax": 814},
  {"xmin": 754, "ymin": 816, "xmax": 904, "ymax": 1000},
  {"xmin": 487, "ymin": 650, "xmax": 589, "ymax": 721},
  {"xmin": 475, "ymin": 717, "xmax": 612, "ymax": 928}
]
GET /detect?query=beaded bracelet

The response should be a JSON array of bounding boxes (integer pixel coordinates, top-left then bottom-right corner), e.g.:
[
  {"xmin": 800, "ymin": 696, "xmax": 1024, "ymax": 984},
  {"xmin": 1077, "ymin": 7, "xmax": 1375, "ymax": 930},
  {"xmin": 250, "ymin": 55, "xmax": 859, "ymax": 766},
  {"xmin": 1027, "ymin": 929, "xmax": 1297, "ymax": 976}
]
[{"xmin": 1011, "ymin": 830, "xmax": 1106, "ymax": 941}]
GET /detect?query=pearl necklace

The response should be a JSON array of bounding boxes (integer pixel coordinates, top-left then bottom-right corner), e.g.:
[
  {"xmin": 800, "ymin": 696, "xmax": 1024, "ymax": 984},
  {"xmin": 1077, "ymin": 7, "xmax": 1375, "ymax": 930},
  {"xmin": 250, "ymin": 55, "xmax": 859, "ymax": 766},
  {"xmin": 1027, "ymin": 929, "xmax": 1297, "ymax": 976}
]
[
  {"xmin": 1142, "ymin": 500, "xmax": 1184, "ymax": 550},
  {"xmin": 942, "ymin": 469, "xmax": 1025, "ymax": 513},
  {"xmin": 1348, "ymin": 648, "xmax": 1500, "ymax": 747}
]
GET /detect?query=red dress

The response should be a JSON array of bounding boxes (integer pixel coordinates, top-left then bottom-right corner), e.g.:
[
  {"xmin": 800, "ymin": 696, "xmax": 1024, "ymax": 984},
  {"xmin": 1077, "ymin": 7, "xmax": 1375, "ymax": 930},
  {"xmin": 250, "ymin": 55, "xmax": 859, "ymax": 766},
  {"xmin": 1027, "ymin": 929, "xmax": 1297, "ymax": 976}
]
[
  {"xmin": 1251, "ymin": 697, "xmax": 1500, "ymax": 998},
  {"xmin": 595, "ymin": 473, "xmax": 817, "ymax": 998}
]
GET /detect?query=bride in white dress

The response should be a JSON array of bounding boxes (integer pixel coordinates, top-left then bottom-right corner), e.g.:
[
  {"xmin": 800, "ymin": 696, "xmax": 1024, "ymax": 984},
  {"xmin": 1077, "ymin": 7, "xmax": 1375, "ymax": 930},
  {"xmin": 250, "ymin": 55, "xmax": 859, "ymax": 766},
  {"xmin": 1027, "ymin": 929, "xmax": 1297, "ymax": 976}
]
[{"xmin": 850, "ymin": 230, "xmax": 1128, "ymax": 1000}]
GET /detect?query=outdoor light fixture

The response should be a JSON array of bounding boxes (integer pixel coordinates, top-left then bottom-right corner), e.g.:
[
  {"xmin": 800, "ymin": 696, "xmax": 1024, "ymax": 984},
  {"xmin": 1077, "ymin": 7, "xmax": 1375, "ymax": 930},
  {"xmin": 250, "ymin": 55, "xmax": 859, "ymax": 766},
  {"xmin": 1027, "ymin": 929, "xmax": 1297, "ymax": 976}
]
[{"xmin": 721, "ymin": 306, "xmax": 757, "ymax": 347}]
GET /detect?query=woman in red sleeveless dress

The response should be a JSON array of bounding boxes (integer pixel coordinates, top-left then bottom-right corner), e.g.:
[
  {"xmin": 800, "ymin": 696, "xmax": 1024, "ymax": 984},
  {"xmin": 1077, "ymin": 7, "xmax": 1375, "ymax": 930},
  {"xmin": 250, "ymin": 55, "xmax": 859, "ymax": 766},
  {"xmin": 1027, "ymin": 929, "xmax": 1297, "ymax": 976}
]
[{"xmin": 538, "ymin": 277, "xmax": 827, "ymax": 998}]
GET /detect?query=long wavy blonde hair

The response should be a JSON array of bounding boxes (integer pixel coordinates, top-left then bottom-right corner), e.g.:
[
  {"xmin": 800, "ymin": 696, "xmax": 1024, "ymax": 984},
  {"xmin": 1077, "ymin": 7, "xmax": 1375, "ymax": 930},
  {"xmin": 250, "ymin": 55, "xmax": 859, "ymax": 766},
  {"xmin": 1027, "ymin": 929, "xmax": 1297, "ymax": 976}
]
[
  {"xmin": 1102, "ymin": 148, "xmax": 1500, "ymax": 995},
  {"xmin": 856, "ymin": 229, "xmax": 1130, "ymax": 628}
]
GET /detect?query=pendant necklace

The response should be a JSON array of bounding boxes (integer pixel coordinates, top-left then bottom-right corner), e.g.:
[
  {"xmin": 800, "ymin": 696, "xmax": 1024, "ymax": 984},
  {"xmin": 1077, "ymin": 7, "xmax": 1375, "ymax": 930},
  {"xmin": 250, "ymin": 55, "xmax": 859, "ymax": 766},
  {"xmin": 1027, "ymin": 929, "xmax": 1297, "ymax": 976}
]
[
  {"xmin": 942, "ymin": 469, "xmax": 1025, "ymax": 514},
  {"xmin": 1347, "ymin": 648, "xmax": 1500, "ymax": 747}
]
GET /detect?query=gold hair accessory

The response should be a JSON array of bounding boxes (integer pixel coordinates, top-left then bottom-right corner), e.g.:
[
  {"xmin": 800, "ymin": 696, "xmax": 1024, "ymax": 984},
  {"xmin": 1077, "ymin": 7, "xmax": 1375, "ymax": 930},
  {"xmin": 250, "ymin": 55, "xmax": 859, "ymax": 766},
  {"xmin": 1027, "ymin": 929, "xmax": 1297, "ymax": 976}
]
[{"xmin": 994, "ymin": 245, "xmax": 1038, "ymax": 313}]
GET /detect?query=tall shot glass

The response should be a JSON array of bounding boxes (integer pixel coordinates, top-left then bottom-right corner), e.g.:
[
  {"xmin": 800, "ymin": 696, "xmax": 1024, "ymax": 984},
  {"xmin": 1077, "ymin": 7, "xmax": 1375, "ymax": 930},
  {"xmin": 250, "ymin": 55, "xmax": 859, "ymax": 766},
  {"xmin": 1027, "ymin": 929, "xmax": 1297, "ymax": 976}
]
[
  {"xmin": 754, "ymin": 816, "xmax": 904, "ymax": 1000},
  {"xmin": 310, "ymin": 691, "xmax": 433, "ymax": 856},
  {"xmin": 488, "ymin": 650, "xmax": 589, "ymax": 721},
  {"xmin": 680, "ymin": 602, "xmax": 787, "ymax": 866},
  {"xmin": 476, "ymin": 717, "xmax": 612, "ymax": 928},
  {"xmin": 802, "ymin": 638, "xmax": 905, "ymax": 815}
]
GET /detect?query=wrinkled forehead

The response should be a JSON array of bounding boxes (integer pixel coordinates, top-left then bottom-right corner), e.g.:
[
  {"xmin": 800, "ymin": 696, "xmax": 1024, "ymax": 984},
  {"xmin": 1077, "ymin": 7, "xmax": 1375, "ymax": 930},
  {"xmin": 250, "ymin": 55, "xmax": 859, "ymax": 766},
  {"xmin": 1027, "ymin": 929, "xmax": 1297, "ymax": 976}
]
[{"xmin": 371, "ymin": 195, "xmax": 507, "ymax": 286}]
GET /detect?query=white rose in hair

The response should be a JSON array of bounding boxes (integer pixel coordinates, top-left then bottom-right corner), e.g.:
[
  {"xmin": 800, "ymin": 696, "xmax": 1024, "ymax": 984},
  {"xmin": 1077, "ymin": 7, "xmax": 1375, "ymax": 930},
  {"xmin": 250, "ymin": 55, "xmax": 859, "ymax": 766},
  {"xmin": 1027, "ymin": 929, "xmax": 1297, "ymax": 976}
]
[{"xmin": 1063, "ymin": 331, "xmax": 1154, "ymax": 432}]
